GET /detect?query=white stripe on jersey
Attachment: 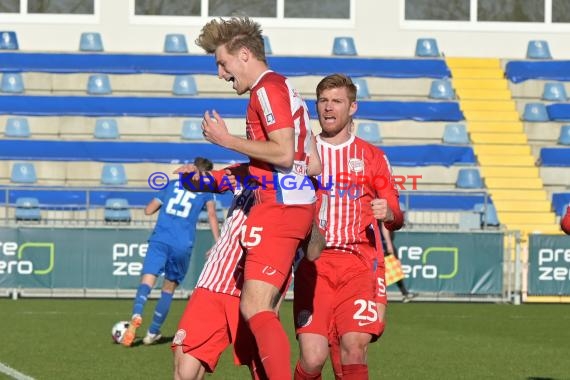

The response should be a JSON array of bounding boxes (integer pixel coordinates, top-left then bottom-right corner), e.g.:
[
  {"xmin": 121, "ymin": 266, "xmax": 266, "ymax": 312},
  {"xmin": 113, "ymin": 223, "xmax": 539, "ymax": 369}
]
[
  {"xmin": 256, "ymin": 87, "xmax": 276, "ymax": 126},
  {"xmin": 318, "ymin": 135, "xmax": 367, "ymax": 255},
  {"xmin": 196, "ymin": 204, "xmax": 246, "ymax": 297}
]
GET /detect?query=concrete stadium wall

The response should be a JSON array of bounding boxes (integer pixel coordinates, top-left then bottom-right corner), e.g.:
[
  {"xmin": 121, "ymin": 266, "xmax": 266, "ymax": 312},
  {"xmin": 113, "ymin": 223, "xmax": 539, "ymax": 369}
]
[{"xmin": 1, "ymin": 1, "xmax": 570, "ymax": 59}]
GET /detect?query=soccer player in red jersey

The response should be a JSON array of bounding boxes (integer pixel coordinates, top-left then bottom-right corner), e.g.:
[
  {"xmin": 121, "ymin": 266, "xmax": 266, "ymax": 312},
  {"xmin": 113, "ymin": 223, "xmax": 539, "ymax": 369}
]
[
  {"xmin": 172, "ymin": 164, "xmax": 270, "ymax": 379},
  {"xmin": 195, "ymin": 17, "xmax": 320, "ymax": 379},
  {"xmin": 294, "ymin": 74, "xmax": 403, "ymax": 380},
  {"xmin": 561, "ymin": 205, "xmax": 570, "ymax": 235}
]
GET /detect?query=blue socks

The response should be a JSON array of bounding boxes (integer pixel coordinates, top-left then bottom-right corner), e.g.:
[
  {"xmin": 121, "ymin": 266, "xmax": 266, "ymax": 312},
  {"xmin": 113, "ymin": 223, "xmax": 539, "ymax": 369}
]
[
  {"xmin": 149, "ymin": 291, "xmax": 174, "ymax": 334},
  {"xmin": 132, "ymin": 283, "xmax": 152, "ymax": 316}
]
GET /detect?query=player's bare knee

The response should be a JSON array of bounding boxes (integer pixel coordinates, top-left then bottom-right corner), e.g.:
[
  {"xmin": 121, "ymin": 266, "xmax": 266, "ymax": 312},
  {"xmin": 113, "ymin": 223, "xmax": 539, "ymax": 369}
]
[
  {"xmin": 173, "ymin": 351, "xmax": 204, "ymax": 380},
  {"xmin": 300, "ymin": 353, "xmax": 327, "ymax": 374},
  {"xmin": 240, "ymin": 281, "xmax": 279, "ymax": 319},
  {"xmin": 341, "ymin": 343, "xmax": 368, "ymax": 364}
]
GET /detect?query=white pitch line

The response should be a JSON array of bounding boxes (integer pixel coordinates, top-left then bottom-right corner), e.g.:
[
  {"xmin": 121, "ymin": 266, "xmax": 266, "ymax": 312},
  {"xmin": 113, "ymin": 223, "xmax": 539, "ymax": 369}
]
[{"xmin": 0, "ymin": 362, "xmax": 35, "ymax": 380}]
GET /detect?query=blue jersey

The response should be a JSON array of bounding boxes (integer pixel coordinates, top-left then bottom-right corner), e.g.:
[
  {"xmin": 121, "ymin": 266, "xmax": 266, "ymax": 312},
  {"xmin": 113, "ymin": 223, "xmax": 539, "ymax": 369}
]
[{"xmin": 148, "ymin": 180, "xmax": 214, "ymax": 251}]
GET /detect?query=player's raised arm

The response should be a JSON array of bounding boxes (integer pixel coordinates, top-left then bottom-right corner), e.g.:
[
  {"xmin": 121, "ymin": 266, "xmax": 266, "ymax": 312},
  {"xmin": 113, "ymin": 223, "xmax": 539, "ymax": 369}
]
[
  {"xmin": 203, "ymin": 109, "xmax": 295, "ymax": 169},
  {"xmin": 205, "ymin": 199, "xmax": 220, "ymax": 241}
]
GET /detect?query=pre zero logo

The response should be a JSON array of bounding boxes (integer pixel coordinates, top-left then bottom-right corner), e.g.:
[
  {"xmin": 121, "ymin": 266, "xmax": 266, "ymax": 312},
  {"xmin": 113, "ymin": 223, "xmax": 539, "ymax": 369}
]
[
  {"xmin": 0, "ymin": 241, "xmax": 55, "ymax": 275},
  {"xmin": 398, "ymin": 246, "xmax": 459, "ymax": 280}
]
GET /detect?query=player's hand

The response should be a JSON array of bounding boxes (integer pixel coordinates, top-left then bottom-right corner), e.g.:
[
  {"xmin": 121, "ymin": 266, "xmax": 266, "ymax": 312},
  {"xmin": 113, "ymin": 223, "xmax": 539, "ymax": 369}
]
[
  {"xmin": 372, "ymin": 198, "xmax": 394, "ymax": 222},
  {"xmin": 202, "ymin": 110, "xmax": 232, "ymax": 147},
  {"xmin": 224, "ymin": 164, "xmax": 249, "ymax": 189}
]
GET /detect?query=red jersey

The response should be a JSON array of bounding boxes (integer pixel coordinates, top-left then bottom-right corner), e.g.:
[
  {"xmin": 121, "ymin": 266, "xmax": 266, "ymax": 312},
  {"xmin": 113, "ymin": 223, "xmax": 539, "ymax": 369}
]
[
  {"xmin": 562, "ymin": 206, "xmax": 570, "ymax": 235},
  {"xmin": 315, "ymin": 135, "xmax": 403, "ymax": 261},
  {"xmin": 246, "ymin": 71, "xmax": 315, "ymax": 205}
]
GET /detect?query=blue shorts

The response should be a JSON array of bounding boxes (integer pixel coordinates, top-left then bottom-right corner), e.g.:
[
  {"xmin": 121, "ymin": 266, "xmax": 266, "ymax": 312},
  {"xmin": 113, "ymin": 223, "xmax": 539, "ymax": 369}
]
[{"xmin": 142, "ymin": 241, "xmax": 193, "ymax": 284}]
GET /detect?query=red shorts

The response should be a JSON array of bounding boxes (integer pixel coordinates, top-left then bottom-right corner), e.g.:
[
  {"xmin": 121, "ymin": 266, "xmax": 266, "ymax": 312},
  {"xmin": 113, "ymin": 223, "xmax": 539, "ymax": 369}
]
[
  {"xmin": 243, "ymin": 202, "xmax": 314, "ymax": 289},
  {"xmin": 375, "ymin": 258, "xmax": 387, "ymax": 306},
  {"xmin": 294, "ymin": 251, "xmax": 380, "ymax": 340},
  {"xmin": 172, "ymin": 288, "xmax": 255, "ymax": 372}
]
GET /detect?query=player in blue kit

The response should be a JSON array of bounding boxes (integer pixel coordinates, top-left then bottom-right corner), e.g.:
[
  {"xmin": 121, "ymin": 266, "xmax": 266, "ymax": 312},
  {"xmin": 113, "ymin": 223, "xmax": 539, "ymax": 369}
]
[{"xmin": 122, "ymin": 157, "xmax": 220, "ymax": 347}]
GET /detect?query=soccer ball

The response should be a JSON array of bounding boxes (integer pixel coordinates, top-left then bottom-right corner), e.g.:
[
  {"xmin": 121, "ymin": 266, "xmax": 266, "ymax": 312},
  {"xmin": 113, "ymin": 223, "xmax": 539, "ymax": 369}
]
[{"xmin": 111, "ymin": 321, "xmax": 130, "ymax": 344}]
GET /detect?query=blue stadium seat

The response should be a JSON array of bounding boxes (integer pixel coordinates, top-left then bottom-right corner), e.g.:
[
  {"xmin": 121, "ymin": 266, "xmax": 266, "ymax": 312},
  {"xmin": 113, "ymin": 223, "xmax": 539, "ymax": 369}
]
[
  {"xmin": 101, "ymin": 164, "xmax": 127, "ymax": 185},
  {"xmin": 558, "ymin": 125, "xmax": 570, "ymax": 146},
  {"xmin": 11, "ymin": 162, "xmax": 37, "ymax": 184},
  {"xmin": 352, "ymin": 78, "xmax": 370, "ymax": 99},
  {"xmin": 526, "ymin": 40, "xmax": 551, "ymax": 59},
  {"xmin": 1, "ymin": 73, "xmax": 24, "ymax": 93},
  {"xmin": 415, "ymin": 38, "xmax": 440, "ymax": 57},
  {"xmin": 87, "ymin": 74, "xmax": 112, "ymax": 95},
  {"xmin": 522, "ymin": 103, "xmax": 549, "ymax": 122},
  {"xmin": 0, "ymin": 31, "xmax": 18, "ymax": 50},
  {"xmin": 474, "ymin": 203, "xmax": 500, "ymax": 227},
  {"xmin": 104, "ymin": 198, "xmax": 131, "ymax": 222},
  {"xmin": 181, "ymin": 119, "xmax": 203, "ymax": 140},
  {"xmin": 332, "ymin": 37, "xmax": 357, "ymax": 56},
  {"xmin": 15, "ymin": 197, "xmax": 41, "ymax": 221},
  {"xmin": 542, "ymin": 82, "xmax": 567, "ymax": 101},
  {"xmin": 94, "ymin": 119, "xmax": 119, "ymax": 139},
  {"xmin": 263, "ymin": 35, "xmax": 272, "ymax": 55},
  {"xmin": 429, "ymin": 79, "xmax": 454, "ymax": 100},
  {"xmin": 443, "ymin": 123, "xmax": 469, "ymax": 144},
  {"xmin": 4, "ymin": 117, "xmax": 30, "ymax": 138},
  {"xmin": 172, "ymin": 75, "xmax": 198, "ymax": 96},
  {"xmin": 455, "ymin": 168, "xmax": 483, "ymax": 189},
  {"xmin": 356, "ymin": 122, "xmax": 382, "ymax": 143},
  {"xmin": 164, "ymin": 34, "xmax": 188, "ymax": 53},
  {"xmin": 79, "ymin": 32, "xmax": 103, "ymax": 52}
]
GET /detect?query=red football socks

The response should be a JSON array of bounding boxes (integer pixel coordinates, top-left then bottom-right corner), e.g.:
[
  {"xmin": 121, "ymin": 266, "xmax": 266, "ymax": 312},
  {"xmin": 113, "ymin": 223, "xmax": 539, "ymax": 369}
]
[
  {"xmin": 248, "ymin": 311, "xmax": 291, "ymax": 380},
  {"xmin": 341, "ymin": 364, "xmax": 368, "ymax": 379},
  {"xmin": 293, "ymin": 361, "xmax": 322, "ymax": 380}
]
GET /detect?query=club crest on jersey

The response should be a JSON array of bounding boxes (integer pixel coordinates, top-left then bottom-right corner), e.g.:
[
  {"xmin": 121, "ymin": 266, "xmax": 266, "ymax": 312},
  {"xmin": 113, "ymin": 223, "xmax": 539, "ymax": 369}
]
[
  {"xmin": 173, "ymin": 329, "xmax": 187, "ymax": 345},
  {"xmin": 297, "ymin": 309, "xmax": 313, "ymax": 328},
  {"xmin": 348, "ymin": 158, "xmax": 364, "ymax": 173}
]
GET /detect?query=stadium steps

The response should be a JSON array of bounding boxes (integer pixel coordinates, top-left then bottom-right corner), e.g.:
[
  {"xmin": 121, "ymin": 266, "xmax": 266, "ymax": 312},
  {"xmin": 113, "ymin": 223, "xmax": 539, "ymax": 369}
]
[
  {"xmin": 470, "ymin": 132, "xmax": 528, "ymax": 144},
  {"xmin": 480, "ymin": 166, "xmax": 538, "ymax": 178},
  {"xmin": 477, "ymin": 155, "xmax": 535, "ymax": 166},
  {"xmin": 493, "ymin": 200, "xmax": 551, "ymax": 213},
  {"xmin": 490, "ymin": 189, "xmax": 547, "ymax": 201},
  {"xmin": 462, "ymin": 110, "xmax": 520, "ymax": 122},
  {"xmin": 446, "ymin": 57, "xmax": 558, "ymax": 236},
  {"xmin": 460, "ymin": 100, "xmax": 516, "ymax": 112},
  {"xmin": 467, "ymin": 121, "xmax": 523, "ymax": 133}
]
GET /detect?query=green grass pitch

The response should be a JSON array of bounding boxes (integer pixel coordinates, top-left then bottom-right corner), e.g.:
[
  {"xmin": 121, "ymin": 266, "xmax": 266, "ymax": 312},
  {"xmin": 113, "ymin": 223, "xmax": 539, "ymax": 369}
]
[{"xmin": 0, "ymin": 299, "xmax": 568, "ymax": 379}]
